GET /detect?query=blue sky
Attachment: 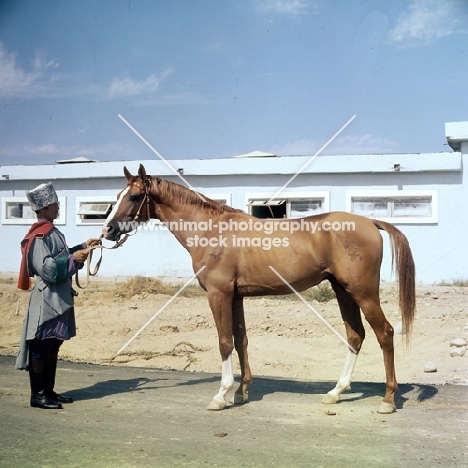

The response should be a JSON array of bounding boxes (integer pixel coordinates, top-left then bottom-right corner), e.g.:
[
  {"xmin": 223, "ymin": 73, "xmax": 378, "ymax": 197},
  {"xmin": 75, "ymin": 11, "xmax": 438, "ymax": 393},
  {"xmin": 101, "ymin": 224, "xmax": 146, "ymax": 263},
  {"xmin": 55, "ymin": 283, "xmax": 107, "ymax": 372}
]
[{"xmin": 0, "ymin": 0, "xmax": 467, "ymax": 166}]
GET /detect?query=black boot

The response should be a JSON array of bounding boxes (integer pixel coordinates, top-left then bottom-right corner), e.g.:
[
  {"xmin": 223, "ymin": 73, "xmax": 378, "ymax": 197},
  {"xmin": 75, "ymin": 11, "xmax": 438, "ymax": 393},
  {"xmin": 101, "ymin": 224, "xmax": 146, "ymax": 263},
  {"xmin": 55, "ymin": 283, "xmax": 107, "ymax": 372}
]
[
  {"xmin": 29, "ymin": 356, "xmax": 62, "ymax": 410},
  {"xmin": 44, "ymin": 340, "xmax": 73, "ymax": 404},
  {"xmin": 30, "ymin": 391, "xmax": 63, "ymax": 409},
  {"xmin": 46, "ymin": 390, "xmax": 73, "ymax": 404}
]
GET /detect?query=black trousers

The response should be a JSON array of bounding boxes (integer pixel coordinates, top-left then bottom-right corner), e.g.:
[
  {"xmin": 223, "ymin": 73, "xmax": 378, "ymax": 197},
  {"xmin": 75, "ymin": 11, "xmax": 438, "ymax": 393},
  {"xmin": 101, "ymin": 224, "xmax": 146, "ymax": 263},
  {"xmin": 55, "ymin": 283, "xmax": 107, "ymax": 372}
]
[{"xmin": 28, "ymin": 338, "xmax": 63, "ymax": 395}]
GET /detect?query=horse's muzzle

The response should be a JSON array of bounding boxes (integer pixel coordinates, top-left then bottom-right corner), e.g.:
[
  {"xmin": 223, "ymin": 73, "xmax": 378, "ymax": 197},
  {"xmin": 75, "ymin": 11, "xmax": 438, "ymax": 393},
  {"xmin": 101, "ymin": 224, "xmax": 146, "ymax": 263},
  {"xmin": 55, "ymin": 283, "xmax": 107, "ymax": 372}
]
[{"xmin": 102, "ymin": 220, "xmax": 121, "ymax": 241}]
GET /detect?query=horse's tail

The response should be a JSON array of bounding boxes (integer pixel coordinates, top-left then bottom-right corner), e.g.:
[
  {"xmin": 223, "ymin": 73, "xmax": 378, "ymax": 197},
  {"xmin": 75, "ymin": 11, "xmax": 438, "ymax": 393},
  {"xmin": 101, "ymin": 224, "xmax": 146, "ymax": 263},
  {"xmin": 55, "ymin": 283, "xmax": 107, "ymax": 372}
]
[{"xmin": 373, "ymin": 220, "xmax": 416, "ymax": 343}]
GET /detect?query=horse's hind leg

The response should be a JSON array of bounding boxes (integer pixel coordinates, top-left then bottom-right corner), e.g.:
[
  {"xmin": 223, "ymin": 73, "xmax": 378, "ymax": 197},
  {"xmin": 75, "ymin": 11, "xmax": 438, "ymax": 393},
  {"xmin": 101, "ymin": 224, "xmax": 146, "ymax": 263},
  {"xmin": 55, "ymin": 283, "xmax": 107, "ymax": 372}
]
[
  {"xmin": 231, "ymin": 297, "xmax": 252, "ymax": 405},
  {"xmin": 322, "ymin": 280, "xmax": 365, "ymax": 405},
  {"xmin": 358, "ymin": 296, "xmax": 398, "ymax": 414}
]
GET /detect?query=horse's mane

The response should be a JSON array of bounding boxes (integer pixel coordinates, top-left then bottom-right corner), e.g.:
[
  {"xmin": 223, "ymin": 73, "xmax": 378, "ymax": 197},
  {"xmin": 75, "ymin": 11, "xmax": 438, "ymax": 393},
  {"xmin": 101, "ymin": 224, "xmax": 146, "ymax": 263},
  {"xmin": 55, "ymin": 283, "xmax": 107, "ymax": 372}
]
[{"xmin": 155, "ymin": 178, "xmax": 241, "ymax": 215}]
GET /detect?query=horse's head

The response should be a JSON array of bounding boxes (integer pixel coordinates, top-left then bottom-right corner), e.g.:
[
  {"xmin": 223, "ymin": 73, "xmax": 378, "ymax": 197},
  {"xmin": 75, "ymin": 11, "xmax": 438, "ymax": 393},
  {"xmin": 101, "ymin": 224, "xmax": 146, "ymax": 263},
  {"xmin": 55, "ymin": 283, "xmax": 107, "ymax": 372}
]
[{"xmin": 102, "ymin": 164, "xmax": 153, "ymax": 241}]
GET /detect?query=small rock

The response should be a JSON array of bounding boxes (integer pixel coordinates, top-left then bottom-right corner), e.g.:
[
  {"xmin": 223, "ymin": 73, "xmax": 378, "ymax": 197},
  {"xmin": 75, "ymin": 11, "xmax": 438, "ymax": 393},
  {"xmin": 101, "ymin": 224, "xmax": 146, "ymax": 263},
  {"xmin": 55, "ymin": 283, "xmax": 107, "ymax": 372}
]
[
  {"xmin": 450, "ymin": 347, "xmax": 467, "ymax": 357},
  {"xmin": 450, "ymin": 338, "xmax": 467, "ymax": 348},
  {"xmin": 424, "ymin": 362, "xmax": 437, "ymax": 373}
]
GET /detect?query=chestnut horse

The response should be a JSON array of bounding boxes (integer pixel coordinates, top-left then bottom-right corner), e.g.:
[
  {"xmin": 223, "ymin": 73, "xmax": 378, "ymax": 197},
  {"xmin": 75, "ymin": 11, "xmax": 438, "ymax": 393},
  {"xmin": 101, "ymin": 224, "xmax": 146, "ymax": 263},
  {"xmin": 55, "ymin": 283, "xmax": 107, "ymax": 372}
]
[{"xmin": 103, "ymin": 164, "xmax": 415, "ymax": 414}]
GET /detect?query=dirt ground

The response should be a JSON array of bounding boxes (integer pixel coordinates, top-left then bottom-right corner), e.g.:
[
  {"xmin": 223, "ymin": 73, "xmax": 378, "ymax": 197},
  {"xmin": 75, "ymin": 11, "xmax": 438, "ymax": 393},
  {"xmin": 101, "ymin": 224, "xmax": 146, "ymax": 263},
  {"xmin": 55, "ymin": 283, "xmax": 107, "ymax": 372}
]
[
  {"xmin": 1, "ymin": 274, "xmax": 467, "ymax": 389},
  {"xmin": 1, "ymin": 354, "xmax": 467, "ymax": 468},
  {"xmin": 1, "ymin": 275, "xmax": 468, "ymax": 467}
]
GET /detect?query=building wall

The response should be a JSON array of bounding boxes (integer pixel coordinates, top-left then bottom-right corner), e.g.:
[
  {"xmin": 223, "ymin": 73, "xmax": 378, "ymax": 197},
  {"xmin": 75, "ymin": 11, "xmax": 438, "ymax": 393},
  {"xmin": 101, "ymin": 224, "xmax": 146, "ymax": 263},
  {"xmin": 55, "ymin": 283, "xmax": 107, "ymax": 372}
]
[{"xmin": 1, "ymin": 151, "xmax": 467, "ymax": 284}]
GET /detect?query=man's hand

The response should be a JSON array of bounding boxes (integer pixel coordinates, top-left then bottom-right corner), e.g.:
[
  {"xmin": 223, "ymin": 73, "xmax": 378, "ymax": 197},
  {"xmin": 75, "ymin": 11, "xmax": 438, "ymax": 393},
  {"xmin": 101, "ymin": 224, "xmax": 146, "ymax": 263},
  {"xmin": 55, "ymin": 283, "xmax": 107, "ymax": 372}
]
[
  {"xmin": 85, "ymin": 238, "xmax": 102, "ymax": 248},
  {"xmin": 73, "ymin": 249, "xmax": 89, "ymax": 263}
]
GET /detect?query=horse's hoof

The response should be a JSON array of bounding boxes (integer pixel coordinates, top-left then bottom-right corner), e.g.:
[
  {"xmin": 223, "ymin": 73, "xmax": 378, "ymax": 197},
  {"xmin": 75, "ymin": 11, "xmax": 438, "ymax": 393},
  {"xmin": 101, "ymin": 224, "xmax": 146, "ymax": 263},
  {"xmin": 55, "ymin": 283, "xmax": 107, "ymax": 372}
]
[
  {"xmin": 377, "ymin": 402, "xmax": 396, "ymax": 414},
  {"xmin": 321, "ymin": 393, "xmax": 340, "ymax": 405},
  {"xmin": 207, "ymin": 396, "xmax": 226, "ymax": 411},
  {"xmin": 231, "ymin": 393, "xmax": 248, "ymax": 405}
]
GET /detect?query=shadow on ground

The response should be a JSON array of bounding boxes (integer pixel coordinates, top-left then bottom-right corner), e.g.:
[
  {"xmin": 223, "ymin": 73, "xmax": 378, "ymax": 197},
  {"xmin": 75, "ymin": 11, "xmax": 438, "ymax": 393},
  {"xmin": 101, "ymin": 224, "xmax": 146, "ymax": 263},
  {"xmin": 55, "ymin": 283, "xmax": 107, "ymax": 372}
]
[{"xmin": 65, "ymin": 370, "xmax": 437, "ymax": 410}]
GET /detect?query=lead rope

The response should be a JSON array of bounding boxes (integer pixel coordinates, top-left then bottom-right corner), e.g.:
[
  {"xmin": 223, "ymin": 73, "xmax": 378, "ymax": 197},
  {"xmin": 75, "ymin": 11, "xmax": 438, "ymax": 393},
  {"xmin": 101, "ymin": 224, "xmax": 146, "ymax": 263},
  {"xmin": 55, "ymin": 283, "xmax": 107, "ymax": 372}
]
[
  {"xmin": 75, "ymin": 232, "xmax": 132, "ymax": 289},
  {"xmin": 75, "ymin": 177, "xmax": 153, "ymax": 289}
]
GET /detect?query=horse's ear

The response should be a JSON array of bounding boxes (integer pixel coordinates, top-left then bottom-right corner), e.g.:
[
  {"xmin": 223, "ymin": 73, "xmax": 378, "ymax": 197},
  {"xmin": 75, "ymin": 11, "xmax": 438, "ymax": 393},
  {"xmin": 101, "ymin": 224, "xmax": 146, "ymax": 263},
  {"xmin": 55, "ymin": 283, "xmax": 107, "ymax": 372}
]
[
  {"xmin": 138, "ymin": 164, "xmax": 147, "ymax": 181},
  {"xmin": 123, "ymin": 166, "xmax": 132, "ymax": 181}
]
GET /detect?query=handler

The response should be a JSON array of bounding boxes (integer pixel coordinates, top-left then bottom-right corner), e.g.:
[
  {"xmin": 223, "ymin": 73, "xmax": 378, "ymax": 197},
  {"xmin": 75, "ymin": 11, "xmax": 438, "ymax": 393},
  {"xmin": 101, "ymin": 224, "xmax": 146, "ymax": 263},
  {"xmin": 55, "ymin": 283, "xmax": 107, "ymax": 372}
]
[{"xmin": 15, "ymin": 182, "xmax": 100, "ymax": 409}]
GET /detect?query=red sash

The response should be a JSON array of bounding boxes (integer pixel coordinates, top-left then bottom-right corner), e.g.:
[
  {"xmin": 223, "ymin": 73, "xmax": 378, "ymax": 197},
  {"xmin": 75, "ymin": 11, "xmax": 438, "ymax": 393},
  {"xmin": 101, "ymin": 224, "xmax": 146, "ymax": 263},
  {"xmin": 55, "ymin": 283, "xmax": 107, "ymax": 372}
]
[{"xmin": 17, "ymin": 221, "xmax": 54, "ymax": 290}]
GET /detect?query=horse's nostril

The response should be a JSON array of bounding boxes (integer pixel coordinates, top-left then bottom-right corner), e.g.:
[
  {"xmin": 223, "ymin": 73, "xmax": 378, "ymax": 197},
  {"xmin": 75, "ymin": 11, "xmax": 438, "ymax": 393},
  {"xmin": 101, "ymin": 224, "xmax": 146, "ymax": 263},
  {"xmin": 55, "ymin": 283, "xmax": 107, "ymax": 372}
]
[{"xmin": 102, "ymin": 223, "xmax": 115, "ymax": 239}]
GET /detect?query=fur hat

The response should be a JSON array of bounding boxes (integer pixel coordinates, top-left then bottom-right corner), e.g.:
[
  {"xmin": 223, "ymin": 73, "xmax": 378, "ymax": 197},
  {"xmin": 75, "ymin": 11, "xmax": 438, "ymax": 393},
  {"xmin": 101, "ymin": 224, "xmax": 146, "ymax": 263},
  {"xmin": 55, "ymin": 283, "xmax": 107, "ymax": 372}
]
[{"xmin": 26, "ymin": 182, "xmax": 58, "ymax": 212}]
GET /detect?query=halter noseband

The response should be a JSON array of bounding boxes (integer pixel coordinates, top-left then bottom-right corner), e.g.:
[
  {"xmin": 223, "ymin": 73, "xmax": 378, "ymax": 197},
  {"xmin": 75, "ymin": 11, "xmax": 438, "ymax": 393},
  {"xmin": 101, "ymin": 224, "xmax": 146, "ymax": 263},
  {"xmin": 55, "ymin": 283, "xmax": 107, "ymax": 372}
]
[{"xmin": 132, "ymin": 176, "xmax": 152, "ymax": 222}]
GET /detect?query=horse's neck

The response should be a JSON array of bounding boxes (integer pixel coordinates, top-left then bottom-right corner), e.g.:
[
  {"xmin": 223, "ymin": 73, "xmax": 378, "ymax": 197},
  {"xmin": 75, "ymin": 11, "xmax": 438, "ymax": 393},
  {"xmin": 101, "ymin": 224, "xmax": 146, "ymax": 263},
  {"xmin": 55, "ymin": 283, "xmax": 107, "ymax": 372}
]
[
  {"xmin": 156, "ymin": 203, "xmax": 209, "ymax": 224},
  {"xmin": 154, "ymin": 199, "xmax": 215, "ymax": 251},
  {"xmin": 154, "ymin": 181, "xmax": 213, "ymax": 224}
]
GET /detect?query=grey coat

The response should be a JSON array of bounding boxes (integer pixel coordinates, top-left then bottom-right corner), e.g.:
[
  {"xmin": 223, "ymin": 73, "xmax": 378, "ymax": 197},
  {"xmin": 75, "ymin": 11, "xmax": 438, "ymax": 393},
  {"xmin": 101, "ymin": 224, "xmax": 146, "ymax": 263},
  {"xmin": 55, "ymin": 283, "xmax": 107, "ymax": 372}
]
[{"xmin": 15, "ymin": 227, "xmax": 80, "ymax": 370}]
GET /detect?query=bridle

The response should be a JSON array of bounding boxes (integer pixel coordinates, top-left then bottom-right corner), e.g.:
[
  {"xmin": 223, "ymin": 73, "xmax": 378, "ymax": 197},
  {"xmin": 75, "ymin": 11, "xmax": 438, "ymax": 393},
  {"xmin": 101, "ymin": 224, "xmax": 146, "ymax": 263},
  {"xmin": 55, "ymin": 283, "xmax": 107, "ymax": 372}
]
[
  {"xmin": 75, "ymin": 176, "xmax": 153, "ymax": 289},
  {"xmin": 131, "ymin": 175, "xmax": 153, "ymax": 223}
]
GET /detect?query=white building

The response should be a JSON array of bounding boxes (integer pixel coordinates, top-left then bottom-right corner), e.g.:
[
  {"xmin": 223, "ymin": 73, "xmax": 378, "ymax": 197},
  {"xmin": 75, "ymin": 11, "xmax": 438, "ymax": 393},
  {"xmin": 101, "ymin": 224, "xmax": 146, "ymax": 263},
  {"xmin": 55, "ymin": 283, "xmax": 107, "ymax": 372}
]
[{"xmin": 1, "ymin": 121, "xmax": 467, "ymax": 284}]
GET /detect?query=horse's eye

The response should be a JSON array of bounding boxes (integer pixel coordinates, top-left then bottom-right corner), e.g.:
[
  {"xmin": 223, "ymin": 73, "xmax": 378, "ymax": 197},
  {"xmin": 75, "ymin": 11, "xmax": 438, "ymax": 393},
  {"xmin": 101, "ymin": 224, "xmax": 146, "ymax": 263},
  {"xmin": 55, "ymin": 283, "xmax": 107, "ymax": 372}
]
[{"xmin": 130, "ymin": 195, "xmax": 139, "ymax": 203}]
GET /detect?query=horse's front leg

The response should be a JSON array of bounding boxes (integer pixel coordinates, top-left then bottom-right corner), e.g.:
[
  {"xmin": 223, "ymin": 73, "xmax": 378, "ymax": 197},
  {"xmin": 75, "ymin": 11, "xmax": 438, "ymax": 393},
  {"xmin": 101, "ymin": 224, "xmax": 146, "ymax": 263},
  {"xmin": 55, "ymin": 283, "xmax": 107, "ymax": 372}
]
[
  {"xmin": 206, "ymin": 289, "xmax": 235, "ymax": 411},
  {"xmin": 231, "ymin": 297, "xmax": 252, "ymax": 405}
]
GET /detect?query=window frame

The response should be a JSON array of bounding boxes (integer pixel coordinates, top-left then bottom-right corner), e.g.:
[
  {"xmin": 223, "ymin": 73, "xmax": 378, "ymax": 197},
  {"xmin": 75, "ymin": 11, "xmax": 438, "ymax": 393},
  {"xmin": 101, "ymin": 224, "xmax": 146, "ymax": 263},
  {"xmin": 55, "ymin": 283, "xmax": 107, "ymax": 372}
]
[
  {"xmin": 2, "ymin": 196, "xmax": 67, "ymax": 225},
  {"xmin": 245, "ymin": 191, "xmax": 330, "ymax": 219},
  {"xmin": 203, "ymin": 192, "xmax": 232, "ymax": 206},
  {"xmin": 345, "ymin": 190, "xmax": 438, "ymax": 224},
  {"xmin": 75, "ymin": 196, "xmax": 116, "ymax": 226}
]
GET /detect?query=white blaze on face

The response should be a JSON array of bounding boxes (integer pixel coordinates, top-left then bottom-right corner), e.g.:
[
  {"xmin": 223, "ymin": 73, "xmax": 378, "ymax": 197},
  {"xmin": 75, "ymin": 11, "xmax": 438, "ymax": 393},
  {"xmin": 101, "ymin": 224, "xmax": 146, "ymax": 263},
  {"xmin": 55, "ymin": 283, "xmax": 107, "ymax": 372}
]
[{"xmin": 102, "ymin": 186, "xmax": 130, "ymax": 236}]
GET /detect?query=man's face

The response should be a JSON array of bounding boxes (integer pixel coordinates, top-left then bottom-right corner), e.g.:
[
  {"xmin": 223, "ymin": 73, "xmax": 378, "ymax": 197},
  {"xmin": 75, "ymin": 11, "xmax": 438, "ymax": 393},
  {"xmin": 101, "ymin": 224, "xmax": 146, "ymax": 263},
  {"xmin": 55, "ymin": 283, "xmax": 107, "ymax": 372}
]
[{"xmin": 39, "ymin": 202, "xmax": 59, "ymax": 221}]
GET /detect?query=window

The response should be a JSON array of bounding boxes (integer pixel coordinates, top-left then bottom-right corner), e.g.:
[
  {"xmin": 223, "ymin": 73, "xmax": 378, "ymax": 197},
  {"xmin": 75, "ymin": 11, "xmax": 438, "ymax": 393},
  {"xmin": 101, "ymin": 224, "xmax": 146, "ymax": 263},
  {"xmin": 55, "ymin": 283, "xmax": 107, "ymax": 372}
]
[
  {"xmin": 76, "ymin": 197, "xmax": 115, "ymax": 225},
  {"xmin": 5, "ymin": 201, "xmax": 35, "ymax": 220},
  {"xmin": 203, "ymin": 193, "xmax": 231, "ymax": 206},
  {"xmin": 246, "ymin": 192, "xmax": 329, "ymax": 219},
  {"xmin": 2, "ymin": 197, "xmax": 67, "ymax": 225},
  {"xmin": 248, "ymin": 199, "xmax": 286, "ymax": 218},
  {"xmin": 290, "ymin": 199, "xmax": 324, "ymax": 217},
  {"xmin": 78, "ymin": 203, "xmax": 112, "ymax": 220},
  {"xmin": 346, "ymin": 190, "xmax": 438, "ymax": 224}
]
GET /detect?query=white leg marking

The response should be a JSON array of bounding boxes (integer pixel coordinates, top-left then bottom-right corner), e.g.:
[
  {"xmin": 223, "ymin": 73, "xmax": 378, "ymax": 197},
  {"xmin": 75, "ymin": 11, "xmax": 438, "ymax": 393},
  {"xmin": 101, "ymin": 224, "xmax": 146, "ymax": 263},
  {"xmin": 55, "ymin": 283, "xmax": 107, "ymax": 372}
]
[
  {"xmin": 322, "ymin": 350, "xmax": 358, "ymax": 404},
  {"xmin": 207, "ymin": 354, "xmax": 234, "ymax": 411},
  {"xmin": 102, "ymin": 186, "xmax": 129, "ymax": 235}
]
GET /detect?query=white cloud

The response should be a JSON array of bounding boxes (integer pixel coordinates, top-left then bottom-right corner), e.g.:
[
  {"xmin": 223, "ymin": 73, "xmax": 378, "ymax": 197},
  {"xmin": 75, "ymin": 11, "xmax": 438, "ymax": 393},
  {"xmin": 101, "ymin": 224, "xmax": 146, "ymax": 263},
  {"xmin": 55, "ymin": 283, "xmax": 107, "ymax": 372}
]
[
  {"xmin": 255, "ymin": 0, "xmax": 314, "ymax": 16},
  {"xmin": 5, "ymin": 142, "xmax": 124, "ymax": 159},
  {"xmin": 25, "ymin": 143, "xmax": 61, "ymax": 155},
  {"xmin": 0, "ymin": 43, "xmax": 175, "ymax": 102},
  {"xmin": 108, "ymin": 69, "xmax": 174, "ymax": 99},
  {"xmin": 325, "ymin": 134, "xmax": 399, "ymax": 155},
  {"xmin": 387, "ymin": 0, "xmax": 467, "ymax": 47},
  {"xmin": 0, "ymin": 43, "xmax": 60, "ymax": 97},
  {"xmin": 271, "ymin": 134, "xmax": 398, "ymax": 156}
]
